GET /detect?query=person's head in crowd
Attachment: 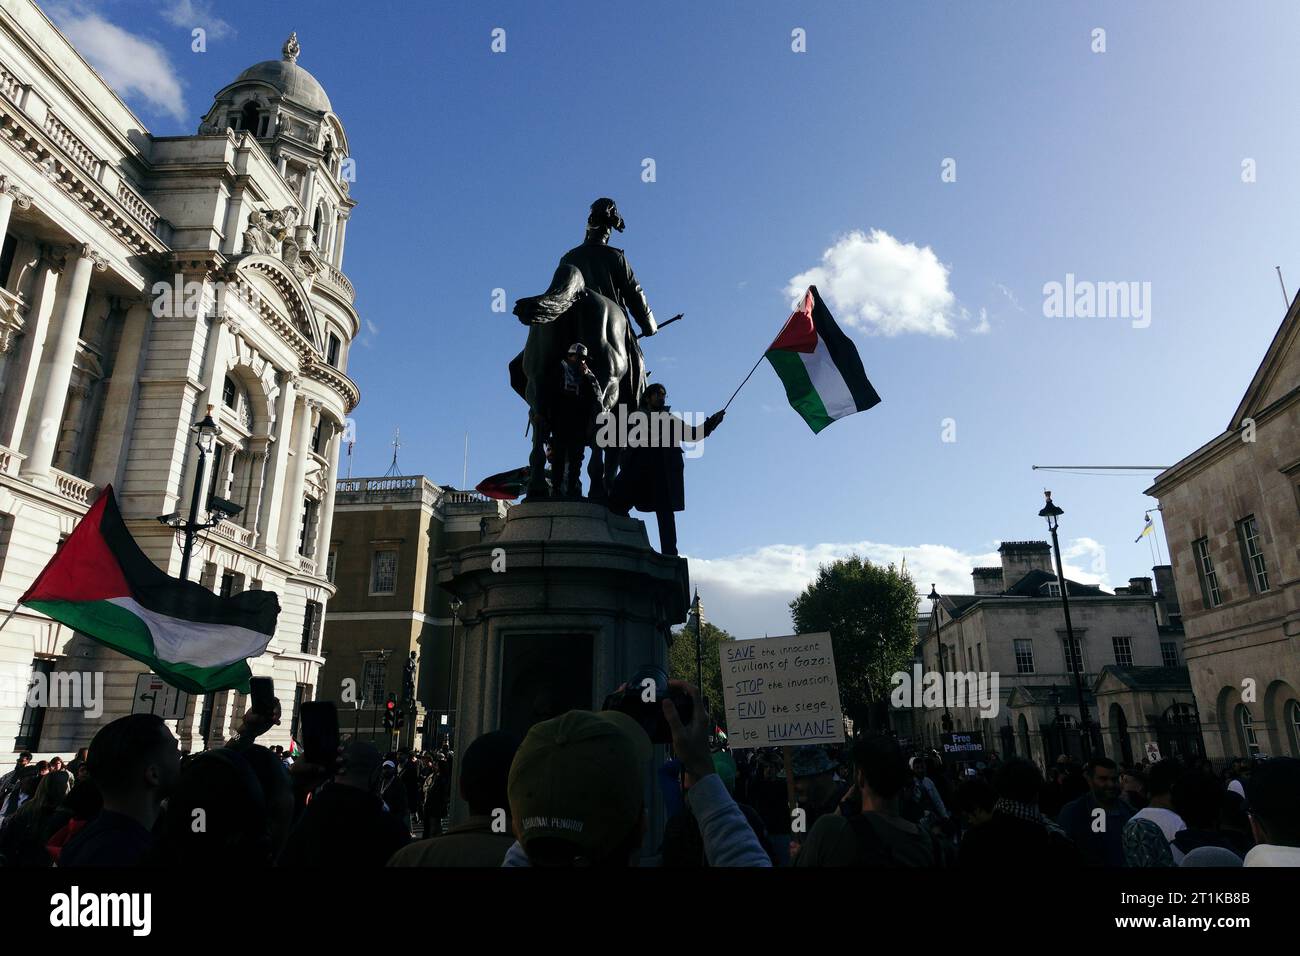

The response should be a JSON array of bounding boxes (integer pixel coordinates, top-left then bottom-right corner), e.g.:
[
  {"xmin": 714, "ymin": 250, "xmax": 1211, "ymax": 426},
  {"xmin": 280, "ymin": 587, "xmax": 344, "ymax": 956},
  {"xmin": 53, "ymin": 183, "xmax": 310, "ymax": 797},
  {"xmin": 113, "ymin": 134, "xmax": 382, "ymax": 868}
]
[
  {"xmin": 850, "ymin": 734, "xmax": 910, "ymax": 813},
  {"xmin": 993, "ymin": 757, "xmax": 1043, "ymax": 807},
  {"xmin": 909, "ymin": 755, "xmax": 928, "ymax": 779},
  {"xmin": 85, "ymin": 713, "xmax": 182, "ymax": 827},
  {"xmin": 13, "ymin": 751, "xmax": 32, "ymax": 770},
  {"xmin": 240, "ymin": 745, "xmax": 295, "ymax": 859},
  {"xmin": 1227, "ymin": 757, "xmax": 1246, "ymax": 781},
  {"xmin": 16, "ymin": 768, "xmax": 70, "ymax": 822},
  {"xmin": 1220, "ymin": 788, "xmax": 1252, "ymax": 843},
  {"xmin": 1120, "ymin": 766, "xmax": 1148, "ymax": 810},
  {"xmin": 151, "ymin": 748, "xmax": 270, "ymax": 866},
  {"xmin": 508, "ymin": 710, "xmax": 651, "ymax": 867},
  {"xmin": 458, "ymin": 730, "xmax": 520, "ymax": 818},
  {"xmin": 956, "ymin": 776, "xmax": 997, "ymax": 827},
  {"xmin": 1146, "ymin": 760, "xmax": 1182, "ymax": 810},
  {"xmin": 1173, "ymin": 771, "xmax": 1224, "ymax": 830},
  {"xmin": 1084, "ymin": 757, "xmax": 1121, "ymax": 807},
  {"xmin": 48, "ymin": 756, "xmax": 63, "ymax": 774},
  {"xmin": 1181, "ymin": 845, "xmax": 1243, "ymax": 867},
  {"xmin": 791, "ymin": 746, "xmax": 836, "ymax": 807},
  {"xmin": 1245, "ymin": 757, "xmax": 1300, "ymax": 850},
  {"xmin": 35, "ymin": 760, "xmax": 48, "ymax": 777},
  {"xmin": 336, "ymin": 741, "xmax": 384, "ymax": 794}
]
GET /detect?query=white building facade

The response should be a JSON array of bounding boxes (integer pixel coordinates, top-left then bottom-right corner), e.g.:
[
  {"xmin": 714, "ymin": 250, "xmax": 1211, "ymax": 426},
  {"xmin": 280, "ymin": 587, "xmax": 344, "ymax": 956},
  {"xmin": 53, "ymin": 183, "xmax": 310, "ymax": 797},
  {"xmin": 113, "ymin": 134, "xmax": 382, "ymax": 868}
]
[{"xmin": 0, "ymin": 3, "xmax": 360, "ymax": 755}]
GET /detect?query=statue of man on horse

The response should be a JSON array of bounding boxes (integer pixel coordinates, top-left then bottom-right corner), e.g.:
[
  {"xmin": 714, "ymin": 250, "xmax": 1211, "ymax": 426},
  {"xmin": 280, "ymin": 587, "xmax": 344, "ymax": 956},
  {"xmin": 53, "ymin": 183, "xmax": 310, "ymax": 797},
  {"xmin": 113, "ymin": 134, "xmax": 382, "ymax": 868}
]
[{"xmin": 510, "ymin": 199, "xmax": 659, "ymax": 500}]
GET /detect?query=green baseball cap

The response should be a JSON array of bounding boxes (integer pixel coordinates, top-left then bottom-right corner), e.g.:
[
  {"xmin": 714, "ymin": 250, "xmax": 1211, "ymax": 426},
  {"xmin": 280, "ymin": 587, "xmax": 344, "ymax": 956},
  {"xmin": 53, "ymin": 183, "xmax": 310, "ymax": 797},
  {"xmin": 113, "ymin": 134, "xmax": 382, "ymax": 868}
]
[{"xmin": 507, "ymin": 709, "xmax": 652, "ymax": 860}]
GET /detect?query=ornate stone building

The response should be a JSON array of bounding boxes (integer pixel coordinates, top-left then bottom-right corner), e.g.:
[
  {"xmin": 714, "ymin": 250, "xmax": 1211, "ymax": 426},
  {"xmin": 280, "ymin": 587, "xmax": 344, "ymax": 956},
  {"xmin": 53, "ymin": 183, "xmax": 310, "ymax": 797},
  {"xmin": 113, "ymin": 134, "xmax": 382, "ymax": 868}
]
[
  {"xmin": 0, "ymin": 3, "xmax": 360, "ymax": 754},
  {"xmin": 1146, "ymin": 298, "xmax": 1300, "ymax": 763}
]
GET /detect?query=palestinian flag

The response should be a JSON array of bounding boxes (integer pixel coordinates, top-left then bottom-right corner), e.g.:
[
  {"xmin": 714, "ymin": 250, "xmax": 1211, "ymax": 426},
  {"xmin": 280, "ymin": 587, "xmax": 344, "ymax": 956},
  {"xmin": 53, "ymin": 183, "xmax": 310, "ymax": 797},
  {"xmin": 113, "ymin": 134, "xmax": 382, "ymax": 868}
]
[
  {"xmin": 766, "ymin": 285, "xmax": 881, "ymax": 433},
  {"xmin": 475, "ymin": 465, "xmax": 531, "ymax": 500},
  {"xmin": 18, "ymin": 486, "xmax": 279, "ymax": 694}
]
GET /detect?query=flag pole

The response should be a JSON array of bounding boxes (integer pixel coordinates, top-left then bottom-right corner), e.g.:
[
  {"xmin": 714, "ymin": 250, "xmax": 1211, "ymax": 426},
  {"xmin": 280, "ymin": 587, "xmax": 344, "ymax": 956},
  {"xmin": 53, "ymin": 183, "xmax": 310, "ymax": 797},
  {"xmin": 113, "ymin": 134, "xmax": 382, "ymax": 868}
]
[
  {"xmin": 723, "ymin": 351, "xmax": 767, "ymax": 412},
  {"xmin": 0, "ymin": 604, "xmax": 18, "ymax": 635}
]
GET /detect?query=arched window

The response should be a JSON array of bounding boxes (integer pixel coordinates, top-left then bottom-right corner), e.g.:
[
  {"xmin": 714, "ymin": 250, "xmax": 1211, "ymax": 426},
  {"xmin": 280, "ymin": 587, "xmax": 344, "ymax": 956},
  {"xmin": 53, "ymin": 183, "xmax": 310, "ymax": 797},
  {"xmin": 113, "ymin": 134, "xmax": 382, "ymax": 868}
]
[
  {"xmin": 1237, "ymin": 705, "xmax": 1260, "ymax": 757},
  {"xmin": 240, "ymin": 101, "xmax": 260, "ymax": 134},
  {"xmin": 323, "ymin": 137, "xmax": 335, "ymax": 172}
]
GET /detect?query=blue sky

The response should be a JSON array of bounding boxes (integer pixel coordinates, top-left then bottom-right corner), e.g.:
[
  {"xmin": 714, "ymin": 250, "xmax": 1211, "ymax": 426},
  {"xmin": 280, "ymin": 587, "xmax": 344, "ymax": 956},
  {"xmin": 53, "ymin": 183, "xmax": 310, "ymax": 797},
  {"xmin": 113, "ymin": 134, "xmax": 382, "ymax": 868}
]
[{"xmin": 44, "ymin": 0, "xmax": 1299, "ymax": 637}]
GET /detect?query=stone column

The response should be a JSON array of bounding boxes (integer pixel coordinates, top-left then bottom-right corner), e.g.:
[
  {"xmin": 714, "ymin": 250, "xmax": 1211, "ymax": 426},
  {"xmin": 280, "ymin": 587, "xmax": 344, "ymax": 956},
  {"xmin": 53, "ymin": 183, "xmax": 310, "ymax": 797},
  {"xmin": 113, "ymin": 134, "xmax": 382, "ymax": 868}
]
[
  {"xmin": 278, "ymin": 396, "xmax": 318, "ymax": 562},
  {"xmin": 179, "ymin": 303, "xmax": 229, "ymax": 508},
  {"xmin": 334, "ymin": 211, "xmax": 349, "ymax": 267},
  {"xmin": 242, "ymin": 440, "xmax": 270, "ymax": 537},
  {"xmin": 0, "ymin": 253, "xmax": 56, "ymax": 451},
  {"xmin": 88, "ymin": 298, "xmax": 153, "ymax": 489},
  {"xmin": 258, "ymin": 373, "xmax": 296, "ymax": 557},
  {"xmin": 0, "ymin": 176, "xmax": 31, "ymax": 253},
  {"xmin": 22, "ymin": 244, "xmax": 105, "ymax": 483},
  {"xmin": 313, "ymin": 421, "xmax": 343, "ymax": 567}
]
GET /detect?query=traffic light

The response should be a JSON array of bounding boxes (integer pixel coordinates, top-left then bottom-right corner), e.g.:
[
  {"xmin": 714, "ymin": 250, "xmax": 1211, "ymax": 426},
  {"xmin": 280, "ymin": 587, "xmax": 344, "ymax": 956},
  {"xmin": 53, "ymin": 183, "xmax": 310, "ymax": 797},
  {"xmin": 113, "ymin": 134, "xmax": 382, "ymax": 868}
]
[
  {"xmin": 383, "ymin": 694, "xmax": 396, "ymax": 732},
  {"xmin": 403, "ymin": 652, "xmax": 417, "ymax": 708}
]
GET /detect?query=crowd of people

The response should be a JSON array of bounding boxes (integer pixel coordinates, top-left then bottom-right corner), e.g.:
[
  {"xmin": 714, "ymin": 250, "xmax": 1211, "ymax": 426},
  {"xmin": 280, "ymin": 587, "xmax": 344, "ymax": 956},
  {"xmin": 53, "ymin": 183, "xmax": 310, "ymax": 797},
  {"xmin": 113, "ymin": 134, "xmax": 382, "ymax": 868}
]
[{"xmin": 1, "ymin": 686, "xmax": 1297, "ymax": 868}]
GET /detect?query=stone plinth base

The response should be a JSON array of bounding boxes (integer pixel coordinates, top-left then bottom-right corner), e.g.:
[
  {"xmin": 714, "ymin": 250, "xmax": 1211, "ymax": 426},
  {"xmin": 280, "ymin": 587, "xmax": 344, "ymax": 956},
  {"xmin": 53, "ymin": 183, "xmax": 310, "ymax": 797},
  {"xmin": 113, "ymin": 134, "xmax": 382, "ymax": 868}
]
[{"xmin": 435, "ymin": 500, "xmax": 690, "ymax": 856}]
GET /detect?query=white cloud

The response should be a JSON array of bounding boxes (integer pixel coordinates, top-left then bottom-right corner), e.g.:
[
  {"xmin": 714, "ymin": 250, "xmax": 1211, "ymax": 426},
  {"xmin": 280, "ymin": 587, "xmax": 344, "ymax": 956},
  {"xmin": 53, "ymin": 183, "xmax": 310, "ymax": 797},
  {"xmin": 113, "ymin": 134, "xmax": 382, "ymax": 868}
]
[
  {"xmin": 46, "ymin": 3, "xmax": 187, "ymax": 122},
  {"xmin": 161, "ymin": 0, "xmax": 235, "ymax": 41},
  {"xmin": 972, "ymin": 306, "xmax": 991, "ymax": 334},
  {"xmin": 995, "ymin": 282, "xmax": 1025, "ymax": 313},
  {"xmin": 786, "ymin": 229, "xmax": 960, "ymax": 338},
  {"xmin": 684, "ymin": 537, "xmax": 1109, "ymax": 639}
]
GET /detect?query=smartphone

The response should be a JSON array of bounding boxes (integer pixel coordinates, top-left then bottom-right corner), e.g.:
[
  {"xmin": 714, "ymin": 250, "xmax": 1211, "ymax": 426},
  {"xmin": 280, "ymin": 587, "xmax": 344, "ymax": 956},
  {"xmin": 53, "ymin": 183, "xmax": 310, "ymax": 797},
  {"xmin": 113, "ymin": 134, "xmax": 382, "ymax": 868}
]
[
  {"xmin": 300, "ymin": 701, "xmax": 339, "ymax": 771},
  {"xmin": 249, "ymin": 677, "xmax": 277, "ymax": 716}
]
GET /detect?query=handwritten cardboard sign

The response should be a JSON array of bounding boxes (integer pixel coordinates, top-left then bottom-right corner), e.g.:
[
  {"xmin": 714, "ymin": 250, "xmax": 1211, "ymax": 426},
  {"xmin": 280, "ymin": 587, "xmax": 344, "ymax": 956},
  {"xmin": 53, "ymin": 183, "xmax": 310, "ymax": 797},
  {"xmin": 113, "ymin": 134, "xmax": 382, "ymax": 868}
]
[{"xmin": 719, "ymin": 632, "xmax": 844, "ymax": 750}]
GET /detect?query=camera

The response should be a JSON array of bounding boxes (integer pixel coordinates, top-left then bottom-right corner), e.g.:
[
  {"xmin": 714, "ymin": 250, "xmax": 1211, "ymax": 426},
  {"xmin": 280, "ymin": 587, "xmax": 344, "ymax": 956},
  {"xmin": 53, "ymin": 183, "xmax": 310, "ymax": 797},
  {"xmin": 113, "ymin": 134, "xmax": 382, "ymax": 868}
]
[{"xmin": 601, "ymin": 665, "xmax": 695, "ymax": 745}]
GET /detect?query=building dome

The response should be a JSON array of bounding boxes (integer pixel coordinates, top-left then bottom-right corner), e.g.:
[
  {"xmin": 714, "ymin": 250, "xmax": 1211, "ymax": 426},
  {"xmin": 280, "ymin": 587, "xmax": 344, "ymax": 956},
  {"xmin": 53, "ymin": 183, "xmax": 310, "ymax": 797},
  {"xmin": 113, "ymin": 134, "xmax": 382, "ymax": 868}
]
[{"xmin": 233, "ymin": 33, "xmax": 331, "ymax": 114}]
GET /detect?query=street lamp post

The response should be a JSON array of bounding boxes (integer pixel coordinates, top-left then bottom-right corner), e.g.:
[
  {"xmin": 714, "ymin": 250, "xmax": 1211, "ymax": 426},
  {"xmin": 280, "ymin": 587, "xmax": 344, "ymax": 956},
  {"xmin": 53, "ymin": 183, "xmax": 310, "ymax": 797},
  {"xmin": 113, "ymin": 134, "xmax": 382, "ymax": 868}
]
[
  {"xmin": 1048, "ymin": 684, "xmax": 1063, "ymax": 760},
  {"xmin": 157, "ymin": 406, "xmax": 225, "ymax": 582},
  {"xmin": 156, "ymin": 406, "xmax": 242, "ymax": 750},
  {"xmin": 1039, "ymin": 491, "xmax": 1091, "ymax": 759},
  {"xmin": 929, "ymin": 585, "xmax": 953, "ymax": 736},
  {"xmin": 446, "ymin": 598, "xmax": 461, "ymax": 747}
]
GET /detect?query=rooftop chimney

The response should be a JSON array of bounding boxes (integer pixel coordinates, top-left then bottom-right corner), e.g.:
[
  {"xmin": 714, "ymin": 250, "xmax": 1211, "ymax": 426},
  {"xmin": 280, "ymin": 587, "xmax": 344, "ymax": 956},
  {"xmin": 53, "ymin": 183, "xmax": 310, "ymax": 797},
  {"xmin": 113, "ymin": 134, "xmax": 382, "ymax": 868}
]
[
  {"xmin": 972, "ymin": 567, "xmax": 1003, "ymax": 596},
  {"xmin": 998, "ymin": 540, "xmax": 1053, "ymax": 591}
]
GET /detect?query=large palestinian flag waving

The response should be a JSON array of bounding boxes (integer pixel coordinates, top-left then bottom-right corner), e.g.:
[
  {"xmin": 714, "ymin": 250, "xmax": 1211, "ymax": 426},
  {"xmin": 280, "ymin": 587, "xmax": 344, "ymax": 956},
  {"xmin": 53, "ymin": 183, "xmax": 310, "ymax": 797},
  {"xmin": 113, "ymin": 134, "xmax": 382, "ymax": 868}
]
[
  {"xmin": 766, "ymin": 285, "xmax": 881, "ymax": 433},
  {"xmin": 19, "ymin": 486, "xmax": 279, "ymax": 694}
]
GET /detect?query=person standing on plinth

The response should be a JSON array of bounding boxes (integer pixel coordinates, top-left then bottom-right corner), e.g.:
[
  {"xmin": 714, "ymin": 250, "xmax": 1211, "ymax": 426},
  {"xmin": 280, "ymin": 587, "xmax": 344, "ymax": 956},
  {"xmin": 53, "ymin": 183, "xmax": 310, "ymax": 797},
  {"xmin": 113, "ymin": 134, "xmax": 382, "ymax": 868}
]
[
  {"xmin": 608, "ymin": 382, "xmax": 724, "ymax": 556},
  {"xmin": 542, "ymin": 343, "xmax": 602, "ymax": 498}
]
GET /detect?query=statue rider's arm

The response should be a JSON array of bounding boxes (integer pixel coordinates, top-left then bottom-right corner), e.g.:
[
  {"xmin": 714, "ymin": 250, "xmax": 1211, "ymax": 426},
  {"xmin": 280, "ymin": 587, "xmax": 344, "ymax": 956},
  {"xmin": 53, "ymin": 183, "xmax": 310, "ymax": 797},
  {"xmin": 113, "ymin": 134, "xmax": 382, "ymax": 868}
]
[{"xmin": 620, "ymin": 256, "xmax": 657, "ymax": 337}]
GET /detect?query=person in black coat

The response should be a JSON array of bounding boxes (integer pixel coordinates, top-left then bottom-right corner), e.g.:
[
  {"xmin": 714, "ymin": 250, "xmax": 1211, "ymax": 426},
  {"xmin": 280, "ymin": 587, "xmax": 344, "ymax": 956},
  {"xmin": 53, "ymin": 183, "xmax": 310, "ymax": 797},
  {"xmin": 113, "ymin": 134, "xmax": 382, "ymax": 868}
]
[
  {"xmin": 279, "ymin": 742, "xmax": 409, "ymax": 867},
  {"xmin": 959, "ymin": 758, "xmax": 1080, "ymax": 868},
  {"xmin": 609, "ymin": 383, "xmax": 724, "ymax": 555}
]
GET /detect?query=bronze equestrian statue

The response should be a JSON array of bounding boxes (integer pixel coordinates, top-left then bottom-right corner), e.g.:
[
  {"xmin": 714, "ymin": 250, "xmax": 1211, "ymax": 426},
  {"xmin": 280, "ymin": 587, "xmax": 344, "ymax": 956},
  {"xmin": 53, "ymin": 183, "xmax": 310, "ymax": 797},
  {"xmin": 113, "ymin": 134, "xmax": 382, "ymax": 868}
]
[{"xmin": 510, "ymin": 199, "xmax": 658, "ymax": 500}]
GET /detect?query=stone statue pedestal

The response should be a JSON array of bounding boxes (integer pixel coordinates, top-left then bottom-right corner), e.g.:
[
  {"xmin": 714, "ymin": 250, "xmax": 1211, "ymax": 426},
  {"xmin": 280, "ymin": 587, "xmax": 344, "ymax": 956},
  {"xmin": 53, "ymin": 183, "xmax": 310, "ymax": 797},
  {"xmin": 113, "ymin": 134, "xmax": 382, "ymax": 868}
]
[{"xmin": 435, "ymin": 499, "xmax": 690, "ymax": 854}]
